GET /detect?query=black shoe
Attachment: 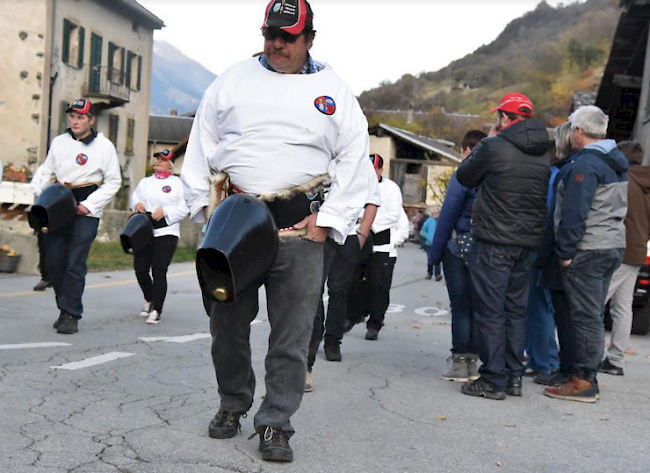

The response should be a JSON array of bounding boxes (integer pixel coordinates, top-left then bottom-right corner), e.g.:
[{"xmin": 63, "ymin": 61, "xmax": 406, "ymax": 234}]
[
  {"xmin": 534, "ymin": 371, "xmax": 571, "ymax": 386},
  {"xmin": 599, "ymin": 358, "xmax": 624, "ymax": 376},
  {"xmin": 324, "ymin": 344, "xmax": 342, "ymax": 362},
  {"xmin": 34, "ymin": 279, "xmax": 52, "ymax": 291},
  {"xmin": 461, "ymin": 377, "xmax": 506, "ymax": 400},
  {"xmin": 251, "ymin": 426, "xmax": 293, "ymax": 462},
  {"xmin": 57, "ymin": 314, "xmax": 78, "ymax": 334},
  {"xmin": 365, "ymin": 327, "xmax": 379, "ymax": 341},
  {"xmin": 506, "ymin": 376, "xmax": 522, "ymax": 396},
  {"xmin": 208, "ymin": 410, "xmax": 245, "ymax": 439},
  {"xmin": 53, "ymin": 312, "xmax": 65, "ymax": 329},
  {"xmin": 343, "ymin": 319, "xmax": 357, "ymax": 334}
]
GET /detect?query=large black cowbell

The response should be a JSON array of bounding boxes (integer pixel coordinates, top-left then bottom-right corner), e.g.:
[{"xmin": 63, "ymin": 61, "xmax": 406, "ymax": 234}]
[
  {"xmin": 120, "ymin": 213, "xmax": 154, "ymax": 254},
  {"xmin": 29, "ymin": 183, "xmax": 77, "ymax": 234},
  {"xmin": 197, "ymin": 194, "xmax": 279, "ymax": 303}
]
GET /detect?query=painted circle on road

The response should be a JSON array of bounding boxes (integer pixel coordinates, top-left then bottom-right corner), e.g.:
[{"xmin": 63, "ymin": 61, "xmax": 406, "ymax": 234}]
[{"xmin": 414, "ymin": 307, "xmax": 449, "ymax": 317}]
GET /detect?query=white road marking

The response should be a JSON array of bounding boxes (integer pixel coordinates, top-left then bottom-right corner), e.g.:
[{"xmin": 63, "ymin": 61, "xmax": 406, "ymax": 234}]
[
  {"xmin": 0, "ymin": 342, "xmax": 72, "ymax": 350},
  {"xmin": 139, "ymin": 333, "xmax": 211, "ymax": 343},
  {"xmin": 51, "ymin": 352, "xmax": 134, "ymax": 370}
]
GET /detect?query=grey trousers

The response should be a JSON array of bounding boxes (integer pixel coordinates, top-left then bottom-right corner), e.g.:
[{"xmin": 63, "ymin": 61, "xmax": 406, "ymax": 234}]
[
  {"xmin": 605, "ymin": 263, "xmax": 641, "ymax": 366},
  {"xmin": 207, "ymin": 237, "xmax": 324, "ymax": 434}
]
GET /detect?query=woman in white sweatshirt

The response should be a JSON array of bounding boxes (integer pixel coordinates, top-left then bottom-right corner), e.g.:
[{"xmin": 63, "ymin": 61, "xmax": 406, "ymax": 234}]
[{"xmin": 130, "ymin": 149, "xmax": 189, "ymax": 324}]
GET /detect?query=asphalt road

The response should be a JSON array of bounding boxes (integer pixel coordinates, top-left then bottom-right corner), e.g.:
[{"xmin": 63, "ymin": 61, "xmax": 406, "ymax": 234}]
[{"xmin": 1, "ymin": 243, "xmax": 649, "ymax": 473}]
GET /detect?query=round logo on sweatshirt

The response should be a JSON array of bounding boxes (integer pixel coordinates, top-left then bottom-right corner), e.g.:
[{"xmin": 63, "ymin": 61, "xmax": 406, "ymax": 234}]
[
  {"xmin": 314, "ymin": 96, "xmax": 336, "ymax": 116},
  {"xmin": 76, "ymin": 153, "xmax": 88, "ymax": 166},
  {"xmin": 162, "ymin": 186, "xmax": 172, "ymax": 193}
]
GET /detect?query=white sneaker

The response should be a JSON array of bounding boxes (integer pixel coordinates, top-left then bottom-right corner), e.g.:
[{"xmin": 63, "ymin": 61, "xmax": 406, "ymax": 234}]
[
  {"xmin": 146, "ymin": 310, "xmax": 161, "ymax": 325},
  {"xmin": 140, "ymin": 301, "xmax": 153, "ymax": 317}
]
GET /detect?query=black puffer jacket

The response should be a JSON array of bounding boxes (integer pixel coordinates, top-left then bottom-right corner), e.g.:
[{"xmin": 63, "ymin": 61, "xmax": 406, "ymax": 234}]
[{"xmin": 456, "ymin": 119, "xmax": 550, "ymax": 249}]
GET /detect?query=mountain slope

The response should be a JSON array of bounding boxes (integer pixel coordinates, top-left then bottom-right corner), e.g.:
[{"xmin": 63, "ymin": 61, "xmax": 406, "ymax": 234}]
[
  {"xmin": 359, "ymin": 0, "xmax": 620, "ymax": 124},
  {"xmin": 150, "ymin": 40, "xmax": 216, "ymax": 115}
]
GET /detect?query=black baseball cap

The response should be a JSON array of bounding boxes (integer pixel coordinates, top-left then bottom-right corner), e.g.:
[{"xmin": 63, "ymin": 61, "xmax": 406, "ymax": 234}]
[
  {"xmin": 153, "ymin": 149, "xmax": 175, "ymax": 162},
  {"xmin": 261, "ymin": 0, "xmax": 313, "ymax": 35},
  {"xmin": 66, "ymin": 99, "xmax": 96, "ymax": 116},
  {"xmin": 370, "ymin": 154, "xmax": 384, "ymax": 169}
]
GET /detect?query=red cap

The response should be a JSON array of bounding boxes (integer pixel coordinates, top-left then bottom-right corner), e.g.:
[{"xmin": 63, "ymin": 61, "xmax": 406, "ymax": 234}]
[
  {"xmin": 154, "ymin": 149, "xmax": 174, "ymax": 161},
  {"xmin": 490, "ymin": 93, "xmax": 534, "ymax": 117},
  {"xmin": 262, "ymin": 0, "xmax": 311, "ymax": 35}
]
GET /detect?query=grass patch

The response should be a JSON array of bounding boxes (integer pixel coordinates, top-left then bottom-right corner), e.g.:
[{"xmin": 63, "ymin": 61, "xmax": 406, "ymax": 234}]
[{"xmin": 87, "ymin": 241, "xmax": 197, "ymax": 272}]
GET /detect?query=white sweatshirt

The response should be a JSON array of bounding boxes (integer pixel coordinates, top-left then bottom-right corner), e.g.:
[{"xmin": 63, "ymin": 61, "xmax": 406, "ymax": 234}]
[
  {"xmin": 130, "ymin": 175, "xmax": 190, "ymax": 238},
  {"xmin": 31, "ymin": 131, "xmax": 121, "ymax": 218},
  {"xmin": 372, "ymin": 177, "xmax": 403, "ymax": 253},
  {"xmin": 390, "ymin": 208, "xmax": 410, "ymax": 258},
  {"xmin": 181, "ymin": 57, "xmax": 370, "ymax": 244}
]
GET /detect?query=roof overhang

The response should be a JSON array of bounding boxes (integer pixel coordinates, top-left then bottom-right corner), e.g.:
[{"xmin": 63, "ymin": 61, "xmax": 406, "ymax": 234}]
[{"xmin": 369, "ymin": 124, "xmax": 461, "ymax": 163}]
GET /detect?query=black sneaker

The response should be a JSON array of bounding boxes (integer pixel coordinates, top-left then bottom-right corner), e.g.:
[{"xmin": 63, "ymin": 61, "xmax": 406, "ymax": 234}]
[
  {"xmin": 461, "ymin": 377, "xmax": 506, "ymax": 400},
  {"xmin": 34, "ymin": 279, "xmax": 52, "ymax": 291},
  {"xmin": 599, "ymin": 358, "xmax": 624, "ymax": 376},
  {"xmin": 250, "ymin": 426, "xmax": 293, "ymax": 462},
  {"xmin": 53, "ymin": 312, "xmax": 65, "ymax": 329},
  {"xmin": 534, "ymin": 371, "xmax": 571, "ymax": 386},
  {"xmin": 506, "ymin": 376, "xmax": 522, "ymax": 396},
  {"xmin": 57, "ymin": 314, "xmax": 78, "ymax": 334},
  {"xmin": 208, "ymin": 410, "xmax": 245, "ymax": 439},
  {"xmin": 365, "ymin": 327, "xmax": 379, "ymax": 341},
  {"xmin": 324, "ymin": 344, "xmax": 342, "ymax": 362}
]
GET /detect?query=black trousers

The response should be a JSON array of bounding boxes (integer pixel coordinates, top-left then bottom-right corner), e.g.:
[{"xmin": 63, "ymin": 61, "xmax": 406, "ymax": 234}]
[
  {"xmin": 133, "ymin": 235, "xmax": 178, "ymax": 313},
  {"xmin": 37, "ymin": 231, "xmax": 50, "ymax": 281}
]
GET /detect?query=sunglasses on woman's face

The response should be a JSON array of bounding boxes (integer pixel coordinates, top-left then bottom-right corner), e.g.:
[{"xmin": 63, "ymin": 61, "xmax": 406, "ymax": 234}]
[{"xmin": 263, "ymin": 28, "xmax": 302, "ymax": 44}]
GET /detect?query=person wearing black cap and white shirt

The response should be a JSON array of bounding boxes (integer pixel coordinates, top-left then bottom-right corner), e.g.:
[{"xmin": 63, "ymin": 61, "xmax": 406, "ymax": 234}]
[
  {"xmin": 31, "ymin": 99, "xmax": 121, "ymax": 334},
  {"xmin": 181, "ymin": 0, "xmax": 370, "ymax": 463},
  {"xmin": 130, "ymin": 149, "xmax": 189, "ymax": 325},
  {"xmin": 344, "ymin": 154, "xmax": 403, "ymax": 341}
]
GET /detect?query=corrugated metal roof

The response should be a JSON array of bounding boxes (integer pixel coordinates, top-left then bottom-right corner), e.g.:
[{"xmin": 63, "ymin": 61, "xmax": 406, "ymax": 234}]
[
  {"xmin": 369, "ymin": 124, "xmax": 461, "ymax": 163},
  {"xmin": 148, "ymin": 115, "xmax": 193, "ymax": 144}
]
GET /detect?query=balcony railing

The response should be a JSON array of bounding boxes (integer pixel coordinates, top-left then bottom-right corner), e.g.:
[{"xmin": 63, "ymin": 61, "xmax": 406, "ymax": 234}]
[{"xmin": 83, "ymin": 65, "xmax": 130, "ymax": 103}]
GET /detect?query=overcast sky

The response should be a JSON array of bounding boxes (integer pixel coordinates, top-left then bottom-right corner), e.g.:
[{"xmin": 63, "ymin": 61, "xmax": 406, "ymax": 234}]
[{"xmin": 138, "ymin": 0, "xmax": 587, "ymax": 95}]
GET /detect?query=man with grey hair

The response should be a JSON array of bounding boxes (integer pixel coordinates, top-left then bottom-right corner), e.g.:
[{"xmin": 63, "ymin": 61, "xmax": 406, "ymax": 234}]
[{"xmin": 545, "ymin": 105, "xmax": 628, "ymax": 403}]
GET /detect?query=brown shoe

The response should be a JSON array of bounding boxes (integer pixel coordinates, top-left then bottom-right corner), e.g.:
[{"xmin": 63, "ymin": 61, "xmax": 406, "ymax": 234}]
[{"xmin": 544, "ymin": 376, "xmax": 599, "ymax": 403}]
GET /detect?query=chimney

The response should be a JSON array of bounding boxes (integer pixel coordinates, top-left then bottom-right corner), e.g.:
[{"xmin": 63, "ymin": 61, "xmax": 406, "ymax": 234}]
[{"xmin": 170, "ymin": 108, "xmax": 178, "ymax": 116}]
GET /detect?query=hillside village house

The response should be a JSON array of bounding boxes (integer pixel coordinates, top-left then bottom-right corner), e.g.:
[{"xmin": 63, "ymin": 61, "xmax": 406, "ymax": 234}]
[
  {"xmin": 596, "ymin": 0, "xmax": 650, "ymax": 164},
  {"xmin": 148, "ymin": 112, "xmax": 194, "ymax": 175},
  {"xmin": 0, "ymin": 0, "xmax": 164, "ymax": 208},
  {"xmin": 369, "ymin": 124, "xmax": 461, "ymax": 214}
]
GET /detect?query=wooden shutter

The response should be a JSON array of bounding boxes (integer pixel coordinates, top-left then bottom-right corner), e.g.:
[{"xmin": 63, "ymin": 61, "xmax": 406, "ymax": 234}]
[
  {"xmin": 62, "ymin": 19, "xmax": 71, "ymax": 63},
  {"xmin": 77, "ymin": 26, "xmax": 85, "ymax": 69},
  {"xmin": 108, "ymin": 42, "xmax": 115, "ymax": 81},
  {"xmin": 137, "ymin": 56, "xmax": 142, "ymax": 91},
  {"xmin": 125, "ymin": 51, "xmax": 133, "ymax": 89},
  {"xmin": 120, "ymin": 47, "xmax": 125, "ymax": 84}
]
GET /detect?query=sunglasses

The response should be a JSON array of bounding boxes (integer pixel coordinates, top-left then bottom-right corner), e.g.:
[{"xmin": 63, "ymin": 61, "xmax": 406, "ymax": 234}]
[{"xmin": 262, "ymin": 28, "xmax": 302, "ymax": 44}]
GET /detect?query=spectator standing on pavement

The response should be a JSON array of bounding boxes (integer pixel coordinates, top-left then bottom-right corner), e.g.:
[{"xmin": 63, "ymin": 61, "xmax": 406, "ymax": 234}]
[
  {"xmin": 535, "ymin": 122, "xmax": 577, "ymax": 387},
  {"xmin": 181, "ymin": 0, "xmax": 370, "ymax": 462},
  {"xmin": 31, "ymin": 99, "xmax": 121, "ymax": 334},
  {"xmin": 545, "ymin": 106, "xmax": 628, "ymax": 403},
  {"xmin": 599, "ymin": 141, "xmax": 650, "ymax": 377},
  {"xmin": 524, "ymin": 140, "xmax": 561, "ymax": 379},
  {"xmin": 456, "ymin": 93, "xmax": 550, "ymax": 400},
  {"xmin": 422, "ymin": 208, "xmax": 442, "ymax": 281},
  {"xmin": 129, "ymin": 149, "xmax": 189, "ymax": 325},
  {"xmin": 429, "ymin": 129, "xmax": 486, "ymax": 383}
]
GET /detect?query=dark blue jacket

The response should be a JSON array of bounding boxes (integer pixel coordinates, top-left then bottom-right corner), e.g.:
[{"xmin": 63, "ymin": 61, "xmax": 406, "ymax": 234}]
[
  {"xmin": 427, "ymin": 171, "xmax": 476, "ymax": 268},
  {"xmin": 537, "ymin": 157, "xmax": 573, "ymax": 291}
]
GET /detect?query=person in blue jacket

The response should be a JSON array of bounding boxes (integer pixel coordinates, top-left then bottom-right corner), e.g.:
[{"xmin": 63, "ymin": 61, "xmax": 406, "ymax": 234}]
[
  {"xmin": 423, "ymin": 208, "xmax": 442, "ymax": 280},
  {"xmin": 428, "ymin": 130, "xmax": 486, "ymax": 382}
]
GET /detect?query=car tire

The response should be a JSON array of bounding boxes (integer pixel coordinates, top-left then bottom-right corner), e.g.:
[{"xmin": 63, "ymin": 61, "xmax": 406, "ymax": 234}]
[{"xmin": 632, "ymin": 302, "xmax": 650, "ymax": 336}]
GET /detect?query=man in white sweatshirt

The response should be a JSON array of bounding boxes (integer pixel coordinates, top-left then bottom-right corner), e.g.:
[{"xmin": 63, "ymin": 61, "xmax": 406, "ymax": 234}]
[
  {"xmin": 31, "ymin": 99, "xmax": 121, "ymax": 334},
  {"xmin": 345, "ymin": 154, "xmax": 404, "ymax": 340},
  {"xmin": 181, "ymin": 0, "xmax": 370, "ymax": 463}
]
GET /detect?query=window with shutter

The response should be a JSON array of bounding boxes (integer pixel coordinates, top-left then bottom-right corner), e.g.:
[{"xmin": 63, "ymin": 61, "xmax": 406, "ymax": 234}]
[
  {"xmin": 62, "ymin": 19, "xmax": 71, "ymax": 64},
  {"xmin": 126, "ymin": 118, "xmax": 135, "ymax": 154},
  {"xmin": 120, "ymin": 47, "xmax": 126, "ymax": 84},
  {"xmin": 108, "ymin": 114, "xmax": 119, "ymax": 146}
]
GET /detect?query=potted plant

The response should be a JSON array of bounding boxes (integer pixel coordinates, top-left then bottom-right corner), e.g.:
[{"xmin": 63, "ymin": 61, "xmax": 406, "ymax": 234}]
[{"xmin": 0, "ymin": 244, "xmax": 21, "ymax": 273}]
